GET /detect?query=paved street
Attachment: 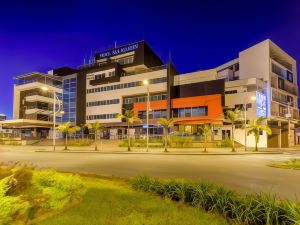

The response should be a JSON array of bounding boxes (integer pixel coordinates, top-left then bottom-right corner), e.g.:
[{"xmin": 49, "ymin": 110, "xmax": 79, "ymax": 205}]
[{"xmin": 0, "ymin": 148, "xmax": 300, "ymax": 200}]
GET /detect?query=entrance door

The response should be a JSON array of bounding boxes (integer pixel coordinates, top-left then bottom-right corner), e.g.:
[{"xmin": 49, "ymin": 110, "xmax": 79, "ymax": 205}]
[{"xmin": 222, "ymin": 130, "xmax": 231, "ymax": 139}]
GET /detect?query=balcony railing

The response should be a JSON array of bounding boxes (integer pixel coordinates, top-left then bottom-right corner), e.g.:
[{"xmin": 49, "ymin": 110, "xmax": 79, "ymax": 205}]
[{"xmin": 271, "ymin": 111, "xmax": 299, "ymax": 120}]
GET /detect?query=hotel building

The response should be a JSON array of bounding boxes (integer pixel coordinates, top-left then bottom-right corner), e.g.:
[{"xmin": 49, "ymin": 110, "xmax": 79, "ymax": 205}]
[{"xmin": 1, "ymin": 39, "xmax": 298, "ymax": 147}]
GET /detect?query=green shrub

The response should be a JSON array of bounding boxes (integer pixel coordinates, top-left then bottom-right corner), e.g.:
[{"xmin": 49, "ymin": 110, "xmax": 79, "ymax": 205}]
[
  {"xmin": 32, "ymin": 169, "xmax": 85, "ymax": 210},
  {"xmin": 169, "ymin": 135, "xmax": 192, "ymax": 148},
  {"xmin": 0, "ymin": 176, "xmax": 29, "ymax": 225},
  {"xmin": 68, "ymin": 140, "xmax": 92, "ymax": 146},
  {"xmin": 219, "ymin": 135, "xmax": 233, "ymax": 148},
  {"xmin": 6, "ymin": 167, "xmax": 33, "ymax": 196},
  {"xmin": 119, "ymin": 138, "xmax": 163, "ymax": 147},
  {"xmin": 131, "ymin": 176, "xmax": 300, "ymax": 225}
]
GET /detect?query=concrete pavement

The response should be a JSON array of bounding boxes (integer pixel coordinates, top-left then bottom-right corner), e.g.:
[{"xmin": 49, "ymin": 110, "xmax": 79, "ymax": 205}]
[{"xmin": 0, "ymin": 146, "xmax": 300, "ymax": 200}]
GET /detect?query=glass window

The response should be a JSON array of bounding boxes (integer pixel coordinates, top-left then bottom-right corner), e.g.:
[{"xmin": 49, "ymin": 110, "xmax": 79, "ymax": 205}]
[
  {"xmin": 185, "ymin": 108, "xmax": 191, "ymax": 117},
  {"xmin": 161, "ymin": 110, "xmax": 167, "ymax": 118},
  {"xmin": 192, "ymin": 107, "xmax": 200, "ymax": 116},
  {"xmin": 179, "ymin": 108, "xmax": 185, "ymax": 117},
  {"xmin": 70, "ymin": 82, "xmax": 76, "ymax": 88},
  {"xmin": 149, "ymin": 111, "xmax": 153, "ymax": 119},
  {"xmin": 154, "ymin": 110, "xmax": 161, "ymax": 119},
  {"xmin": 172, "ymin": 109, "xmax": 178, "ymax": 118}
]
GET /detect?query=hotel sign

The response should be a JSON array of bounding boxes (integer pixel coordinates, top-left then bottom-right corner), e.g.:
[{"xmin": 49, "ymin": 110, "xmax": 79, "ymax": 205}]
[
  {"xmin": 96, "ymin": 43, "xmax": 139, "ymax": 59},
  {"xmin": 256, "ymin": 91, "xmax": 267, "ymax": 117}
]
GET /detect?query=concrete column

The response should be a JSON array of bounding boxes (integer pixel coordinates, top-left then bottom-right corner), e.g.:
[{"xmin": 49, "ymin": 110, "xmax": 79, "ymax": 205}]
[
  {"xmin": 278, "ymin": 121, "xmax": 281, "ymax": 148},
  {"xmin": 32, "ymin": 128, "xmax": 37, "ymax": 138}
]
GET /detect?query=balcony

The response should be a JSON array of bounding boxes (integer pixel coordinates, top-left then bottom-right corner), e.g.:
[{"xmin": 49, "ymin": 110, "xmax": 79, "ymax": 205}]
[
  {"xmin": 25, "ymin": 95, "xmax": 54, "ymax": 104},
  {"xmin": 25, "ymin": 105, "xmax": 53, "ymax": 115},
  {"xmin": 270, "ymin": 75, "xmax": 298, "ymax": 96},
  {"xmin": 15, "ymin": 82, "xmax": 63, "ymax": 93}
]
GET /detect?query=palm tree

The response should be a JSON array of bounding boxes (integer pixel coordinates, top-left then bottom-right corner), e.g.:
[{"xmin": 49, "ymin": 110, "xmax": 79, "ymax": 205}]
[
  {"xmin": 85, "ymin": 121, "xmax": 104, "ymax": 151},
  {"xmin": 247, "ymin": 117, "xmax": 272, "ymax": 151},
  {"xmin": 157, "ymin": 118, "xmax": 174, "ymax": 152},
  {"xmin": 198, "ymin": 124, "xmax": 211, "ymax": 152},
  {"xmin": 56, "ymin": 121, "xmax": 80, "ymax": 150},
  {"xmin": 224, "ymin": 108, "xmax": 241, "ymax": 152},
  {"xmin": 80, "ymin": 124, "xmax": 86, "ymax": 141},
  {"xmin": 117, "ymin": 109, "xmax": 142, "ymax": 151}
]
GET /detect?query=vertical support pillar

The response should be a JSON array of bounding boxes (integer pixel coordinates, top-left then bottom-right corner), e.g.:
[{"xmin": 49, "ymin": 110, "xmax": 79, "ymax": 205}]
[{"xmin": 278, "ymin": 121, "xmax": 281, "ymax": 149}]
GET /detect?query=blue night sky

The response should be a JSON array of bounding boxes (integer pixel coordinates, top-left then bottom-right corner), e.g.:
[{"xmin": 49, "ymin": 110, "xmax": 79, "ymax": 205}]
[{"xmin": 0, "ymin": 0, "xmax": 300, "ymax": 119}]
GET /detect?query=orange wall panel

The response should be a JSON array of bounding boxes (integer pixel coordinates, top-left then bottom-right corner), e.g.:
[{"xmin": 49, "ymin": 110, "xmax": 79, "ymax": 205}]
[
  {"xmin": 133, "ymin": 100, "xmax": 167, "ymax": 115},
  {"xmin": 171, "ymin": 94, "xmax": 222, "ymax": 120}
]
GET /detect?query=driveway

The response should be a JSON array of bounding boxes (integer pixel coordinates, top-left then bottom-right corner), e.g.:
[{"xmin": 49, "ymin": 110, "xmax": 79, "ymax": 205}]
[{"xmin": 0, "ymin": 149, "xmax": 299, "ymax": 200}]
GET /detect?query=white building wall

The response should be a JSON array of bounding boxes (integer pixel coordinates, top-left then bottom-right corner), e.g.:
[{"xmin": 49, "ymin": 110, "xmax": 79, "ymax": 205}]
[
  {"xmin": 234, "ymin": 128, "xmax": 268, "ymax": 148},
  {"xmin": 86, "ymin": 69, "xmax": 167, "ymax": 124}
]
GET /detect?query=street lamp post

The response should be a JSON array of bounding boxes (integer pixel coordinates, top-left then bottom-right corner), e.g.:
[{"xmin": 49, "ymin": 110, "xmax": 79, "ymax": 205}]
[
  {"xmin": 143, "ymin": 80, "xmax": 150, "ymax": 152},
  {"xmin": 286, "ymin": 102, "xmax": 292, "ymax": 148},
  {"xmin": 243, "ymin": 95, "xmax": 256, "ymax": 151},
  {"xmin": 41, "ymin": 86, "xmax": 63, "ymax": 151}
]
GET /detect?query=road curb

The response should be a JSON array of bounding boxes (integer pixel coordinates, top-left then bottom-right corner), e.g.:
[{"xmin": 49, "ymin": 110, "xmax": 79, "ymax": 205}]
[{"xmin": 34, "ymin": 150, "xmax": 283, "ymax": 155}]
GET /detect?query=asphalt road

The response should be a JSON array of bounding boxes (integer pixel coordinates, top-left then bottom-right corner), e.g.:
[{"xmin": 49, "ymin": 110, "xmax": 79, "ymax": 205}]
[{"xmin": 0, "ymin": 149, "xmax": 300, "ymax": 200}]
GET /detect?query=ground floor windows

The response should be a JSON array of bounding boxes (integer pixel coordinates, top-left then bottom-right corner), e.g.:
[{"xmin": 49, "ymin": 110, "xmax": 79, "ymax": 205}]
[
  {"xmin": 172, "ymin": 106, "xmax": 207, "ymax": 118},
  {"xmin": 86, "ymin": 77, "xmax": 167, "ymax": 94},
  {"xmin": 123, "ymin": 93, "xmax": 167, "ymax": 105},
  {"xmin": 87, "ymin": 113, "xmax": 118, "ymax": 120},
  {"xmin": 86, "ymin": 98, "xmax": 120, "ymax": 107},
  {"xmin": 138, "ymin": 110, "xmax": 167, "ymax": 119}
]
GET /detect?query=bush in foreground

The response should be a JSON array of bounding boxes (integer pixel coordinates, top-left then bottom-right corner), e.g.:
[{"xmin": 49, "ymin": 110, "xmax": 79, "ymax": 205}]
[
  {"xmin": 131, "ymin": 176, "xmax": 300, "ymax": 225},
  {"xmin": 0, "ymin": 165, "xmax": 86, "ymax": 224}
]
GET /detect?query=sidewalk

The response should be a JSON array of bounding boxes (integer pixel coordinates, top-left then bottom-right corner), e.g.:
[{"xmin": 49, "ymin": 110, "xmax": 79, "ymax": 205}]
[{"xmin": 0, "ymin": 144, "xmax": 287, "ymax": 155}]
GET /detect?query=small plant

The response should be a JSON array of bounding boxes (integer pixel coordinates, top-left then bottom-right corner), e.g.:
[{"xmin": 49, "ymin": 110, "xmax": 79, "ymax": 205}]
[
  {"xmin": 68, "ymin": 140, "xmax": 92, "ymax": 146},
  {"xmin": 117, "ymin": 109, "xmax": 142, "ymax": 151},
  {"xmin": 132, "ymin": 176, "xmax": 300, "ymax": 225},
  {"xmin": 6, "ymin": 166, "xmax": 33, "ymax": 195},
  {"xmin": 198, "ymin": 124, "xmax": 211, "ymax": 152},
  {"xmin": 269, "ymin": 159, "xmax": 300, "ymax": 170},
  {"xmin": 223, "ymin": 108, "xmax": 241, "ymax": 152},
  {"xmin": 85, "ymin": 121, "xmax": 104, "ymax": 151},
  {"xmin": 247, "ymin": 117, "xmax": 272, "ymax": 151},
  {"xmin": 157, "ymin": 118, "xmax": 174, "ymax": 152},
  {"xmin": 32, "ymin": 169, "xmax": 85, "ymax": 210},
  {"xmin": 56, "ymin": 122, "xmax": 81, "ymax": 150},
  {"xmin": 169, "ymin": 135, "xmax": 192, "ymax": 148}
]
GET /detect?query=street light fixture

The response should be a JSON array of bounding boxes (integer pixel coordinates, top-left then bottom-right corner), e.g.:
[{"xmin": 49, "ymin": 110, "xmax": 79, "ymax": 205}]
[
  {"xmin": 244, "ymin": 95, "xmax": 256, "ymax": 151},
  {"xmin": 41, "ymin": 86, "xmax": 62, "ymax": 151},
  {"xmin": 143, "ymin": 80, "xmax": 150, "ymax": 152}
]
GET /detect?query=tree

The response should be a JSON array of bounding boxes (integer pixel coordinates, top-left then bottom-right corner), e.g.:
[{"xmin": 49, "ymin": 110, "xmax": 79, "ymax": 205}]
[
  {"xmin": 56, "ymin": 121, "xmax": 80, "ymax": 150},
  {"xmin": 198, "ymin": 124, "xmax": 211, "ymax": 152},
  {"xmin": 224, "ymin": 108, "xmax": 241, "ymax": 152},
  {"xmin": 85, "ymin": 121, "xmax": 104, "ymax": 151},
  {"xmin": 80, "ymin": 124, "xmax": 86, "ymax": 140},
  {"xmin": 157, "ymin": 118, "xmax": 174, "ymax": 152},
  {"xmin": 117, "ymin": 109, "xmax": 142, "ymax": 151},
  {"xmin": 247, "ymin": 117, "xmax": 272, "ymax": 151}
]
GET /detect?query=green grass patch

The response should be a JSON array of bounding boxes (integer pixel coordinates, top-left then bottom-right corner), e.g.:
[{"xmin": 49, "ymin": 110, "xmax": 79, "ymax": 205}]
[
  {"xmin": 39, "ymin": 177, "xmax": 228, "ymax": 225},
  {"xmin": 269, "ymin": 159, "xmax": 300, "ymax": 170},
  {"xmin": 0, "ymin": 165, "xmax": 228, "ymax": 225}
]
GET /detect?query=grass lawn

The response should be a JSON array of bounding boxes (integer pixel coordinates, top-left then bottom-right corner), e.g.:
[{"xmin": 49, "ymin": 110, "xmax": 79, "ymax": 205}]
[
  {"xmin": 38, "ymin": 177, "xmax": 228, "ymax": 225},
  {"xmin": 269, "ymin": 158, "xmax": 300, "ymax": 170}
]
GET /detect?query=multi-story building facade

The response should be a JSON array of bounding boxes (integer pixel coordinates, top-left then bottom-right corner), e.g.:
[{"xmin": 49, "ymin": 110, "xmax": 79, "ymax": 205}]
[
  {"xmin": 216, "ymin": 39, "xmax": 298, "ymax": 147},
  {"xmin": 1, "ymin": 39, "xmax": 298, "ymax": 147}
]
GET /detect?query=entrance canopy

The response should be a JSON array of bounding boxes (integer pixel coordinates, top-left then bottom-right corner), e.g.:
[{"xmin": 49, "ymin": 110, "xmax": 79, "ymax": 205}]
[{"xmin": 0, "ymin": 119, "xmax": 53, "ymax": 129}]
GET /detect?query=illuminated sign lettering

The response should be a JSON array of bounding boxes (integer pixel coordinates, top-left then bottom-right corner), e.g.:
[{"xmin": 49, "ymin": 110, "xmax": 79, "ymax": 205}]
[
  {"xmin": 256, "ymin": 92, "xmax": 267, "ymax": 117},
  {"xmin": 97, "ymin": 43, "xmax": 139, "ymax": 59}
]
